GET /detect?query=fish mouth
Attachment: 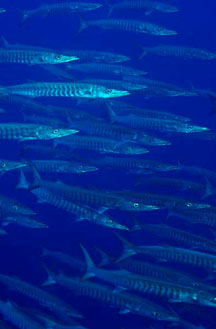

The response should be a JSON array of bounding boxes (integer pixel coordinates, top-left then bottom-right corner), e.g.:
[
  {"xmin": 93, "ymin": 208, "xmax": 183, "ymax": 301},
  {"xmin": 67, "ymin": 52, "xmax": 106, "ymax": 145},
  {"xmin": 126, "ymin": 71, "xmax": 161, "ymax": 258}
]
[
  {"xmin": 110, "ymin": 90, "xmax": 130, "ymax": 98},
  {"xmin": 162, "ymin": 30, "xmax": 178, "ymax": 36},
  {"xmin": 60, "ymin": 129, "xmax": 79, "ymax": 137},
  {"xmin": 63, "ymin": 56, "xmax": 79, "ymax": 63}
]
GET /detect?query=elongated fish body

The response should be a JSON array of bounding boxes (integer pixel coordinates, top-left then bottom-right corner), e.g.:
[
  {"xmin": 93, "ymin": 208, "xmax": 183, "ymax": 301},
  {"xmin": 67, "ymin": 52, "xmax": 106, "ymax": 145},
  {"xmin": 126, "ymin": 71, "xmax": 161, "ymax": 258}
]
[
  {"xmin": 22, "ymin": 2, "xmax": 103, "ymax": 22},
  {"xmin": 70, "ymin": 120, "xmax": 170, "ymax": 146},
  {"xmin": 117, "ymin": 258, "xmax": 197, "ymax": 287},
  {"xmin": 30, "ymin": 171, "xmax": 156, "ymax": 212},
  {"xmin": 32, "ymin": 187, "xmax": 128, "ymax": 230},
  {"xmin": 0, "ymin": 124, "xmax": 77, "ymax": 141},
  {"xmin": 1, "ymin": 83, "xmax": 129, "ymax": 99},
  {"xmin": 0, "ymin": 9, "xmax": 6, "ymax": 14},
  {"xmin": 66, "ymin": 63, "xmax": 146, "ymax": 77},
  {"xmin": 55, "ymin": 135, "xmax": 149, "ymax": 155},
  {"xmin": 128, "ymin": 245, "xmax": 216, "ymax": 272},
  {"xmin": 139, "ymin": 177, "xmax": 204, "ymax": 194},
  {"xmin": 168, "ymin": 208, "xmax": 216, "ymax": 228},
  {"xmin": 0, "ymin": 300, "xmax": 44, "ymax": 329},
  {"xmin": 64, "ymin": 50, "xmax": 130, "ymax": 63},
  {"xmin": 0, "ymin": 159, "xmax": 27, "ymax": 175},
  {"xmin": 118, "ymin": 191, "xmax": 209, "ymax": 210},
  {"xmin": 141, "ymin": 45, "xmax": 216, "ymax": 60},
  {"xmin": 0, "ymin": 49, "xmax": 78, "ymax": 65},
  {"xmin": 91, "ymin": 157, "xmax": 178, "ymax": 174},
  {"xmin": 45, "ymin": 272, "xmax": 178, "ymax": 321},
  {"xmin": 82, "ymin": 78, "xmax": 147, "ymax": 91},
  {"xmin": 123, "ymin": 76, "xmax": 197, "ymax": 97},
  {"xmin": 112, "ymin": 115, "xmax": 209, "ymax": 133},
  {"xmin": 26, "ymin": 160, "xmax": 98, "ymax": 174},
  {"xmin": 83, "ymin": 264, "xmax": 215, "ymax": 307},
  {"xmin": 139, "ymin": 224, "xmax": 216, "ymax": 253},
  {"xmin": 80, "ymin": 19, "xmax": 177, "ymax": 36},
  {"xmin": 109, "ymin": 0, "xmax": 178, "ymax": 13},
  {"xmin": 82, "ymin": 247, "xmax": 216, "ymax": 308},
  {"xmin": 0, "ymin": 274, "xmax": 82, "ymax": 319},
  {"xmin": 66, "ymin": 120, "xmax": 139, "ymax": 142},
  {"xmin": 1, "ymin": 215, "xmax": 47, "ymax": 229},
  {"xmin": 106, "ymin": 101, "xmax": 191, "ymax": 122}
]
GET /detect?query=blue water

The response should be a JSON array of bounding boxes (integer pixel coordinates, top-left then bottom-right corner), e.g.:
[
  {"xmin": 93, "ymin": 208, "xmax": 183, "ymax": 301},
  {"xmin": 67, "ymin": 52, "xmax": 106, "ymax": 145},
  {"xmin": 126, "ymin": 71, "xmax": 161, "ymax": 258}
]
[{"xmin": 0, "ymin": 1, "xmax": 216, "ymax": 329}]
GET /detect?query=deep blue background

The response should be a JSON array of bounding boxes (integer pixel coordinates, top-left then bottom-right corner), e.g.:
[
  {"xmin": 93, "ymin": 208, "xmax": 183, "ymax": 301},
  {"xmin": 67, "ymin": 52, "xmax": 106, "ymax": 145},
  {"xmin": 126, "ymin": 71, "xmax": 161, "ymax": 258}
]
[{"xmin": 0, "ymin": 1, "xmax": 215, "ymax": 329}]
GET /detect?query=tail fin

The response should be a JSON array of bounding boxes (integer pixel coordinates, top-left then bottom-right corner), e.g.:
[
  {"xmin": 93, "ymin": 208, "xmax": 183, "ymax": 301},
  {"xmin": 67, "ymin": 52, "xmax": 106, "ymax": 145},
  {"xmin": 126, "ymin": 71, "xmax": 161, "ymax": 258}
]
[
  {"xmin": 42, "ymin": 265, "xmax": 56, "ymax": 286},
  {"xmin": 94, "ymin": 247, "xmax": 112, "ymax": 267},
  {"xmin": 201, "ymin": 177, "xmax": 216, "ymax": 200},
  {"xmin": 139, "ymin": 47, "xmax": 150, "ymax": 59},
  {"xmin": 29, "ymin": 164, "xmax": 43, "ymax": 190},
  {"xmin": 1, "ymin": 36, "xmax": 9, "ymax": 48},
  {"xmin": 80, "ymin": 245, "xmax": 96, "ymax": 280},
  {"xmin": 106, "ymin": 103, "xmax": 117, "ymax": 124},
  {"xmin": 16, "ymin": 169, "xmax": 29, "ymax": 190},
  {"xmin": 207, "ymin": 93, "xmax": 216, "ymax": 116},
  {"xmin": 114, "ymin": 233, "xmax": 136, "ymax": 262},
  {"xmin": 78, "ymin": 18, "xmax": 89, "ymax": 33},
  {"xmin": 19, "ymin": 10, "xmax": 32, "ymax": 27}
]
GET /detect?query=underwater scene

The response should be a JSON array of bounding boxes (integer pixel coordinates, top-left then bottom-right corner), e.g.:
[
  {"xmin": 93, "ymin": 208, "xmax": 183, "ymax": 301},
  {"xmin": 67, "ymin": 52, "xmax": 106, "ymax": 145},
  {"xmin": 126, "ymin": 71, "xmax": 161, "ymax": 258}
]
[{"xmin": 0, "ymin": 1, "xmax": 216, "ymax": 329}]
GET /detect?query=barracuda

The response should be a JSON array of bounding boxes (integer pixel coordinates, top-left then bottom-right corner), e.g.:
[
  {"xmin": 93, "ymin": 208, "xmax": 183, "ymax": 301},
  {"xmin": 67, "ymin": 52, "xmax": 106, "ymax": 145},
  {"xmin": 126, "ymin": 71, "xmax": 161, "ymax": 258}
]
[
  {"xmin": 109, "ymin": 0, "xmax": 178, "ymax": 15},
  {"xmin": 66, "ymin": 62, "xmax": 147, "ymax": 77},
  {"xmin": 0, "ymin": 82, "xmax": 129, "ymax": 99},
  {"xmin": 141, "ymin": 45, "xmax": 216, "ymax": 60},
  {"xmin": 115, "ymin": 235, "xmax": 216, "ymax": 272},
  {"xmin": 0, "ymin": 123, "xmax": 78, "ymax": 141},
  {"xmin": 26, "ymin": 167, "xmax": 158, "ymax": 212},
  {"xmin": 21, "ymin": 2, "xmax": 103, "ymax": 24},
  {"xmin": 79, "ymin": 19, "xmax": 178, "ymax": 36},
  {"xmin": 55, "ymin": 135, "xmax": 149, "ymax": 155},
  {"xmin": 137, "ymin": 223, "xmax": 216, "ymax": 253},
  {"xmin": 0, "ymin": 274, "xmax": 82, "ymax": 319},
  {"xmin": 31, "ymin": 186, "xmax": 128, "ymax": 230},
  {"xmin": 90, "ymin": 157, "xmax": 178, "ymax": 174},
  {"xmin": 43, "ymin": 270, "xmax": 179, "ymax": 321},
  {"xmin": 81, "ymin": 246, "xmax": 216, "ymax": 308},
  {"xmin": 0, "ymin": 49, "xmax": 78, "ymax": 65}
]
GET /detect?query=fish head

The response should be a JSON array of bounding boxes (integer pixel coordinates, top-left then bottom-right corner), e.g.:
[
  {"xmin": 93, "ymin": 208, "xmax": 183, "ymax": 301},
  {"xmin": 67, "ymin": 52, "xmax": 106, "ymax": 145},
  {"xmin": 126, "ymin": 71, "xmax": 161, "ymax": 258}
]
[
  {"xmin": 6, "ymin": 201, "xmax": 35, "ymax": 216},
  {"xmin": 117, "ymin": 144, "xmax": 149, "ymax": 155},
  {"xmin": 100, "ymin": 215, "xmax": 129, "ymax": 230},
  {"xmin": 97, "ymin": 86, "xmax": 130, "ymax": 98},
  {"xmin": 153, "ymin": 26, "xmax": 178, "ymax": 36},
  {"xmin": 198, "ymin": 293, "xmax": 216, "ymax": 308},
  {"xmin": 37, "ymin": 52, "xmax": 78, "ymax": 64},
  {"xmin": 139, "ymin": 134, "xmax": 171, "ymax": 146},
  {"xmin": 120, "ymin": 201, "xmax": 159, "ymax": 212},
  {"xmin": 148, "ymin": 308, "xmax": 179, "ymax": 322},
  {"xmin": 157, "ymin": 4, "xmax": 179, "ymax": 13},
  {"xmin": 71, "ymin": 163, "xmax": 98, "ymax": 174},
  {"xmin": 36, "ymin": 126, "xmax": 78, "ymax": 140},
  {"xmin": 183, "ymin": 202, "xmax": 210, "ymax": 210},
  {"xmin": 46, "ymin": 53, "xmax": 79, "ymax": 64},
  {"xmin": 6, "ymin": 216, "xmax": 47, "ymax": 228},
  {"xmin": 0, "ymin": 160, "xmax": 27, "ymax": 172}
]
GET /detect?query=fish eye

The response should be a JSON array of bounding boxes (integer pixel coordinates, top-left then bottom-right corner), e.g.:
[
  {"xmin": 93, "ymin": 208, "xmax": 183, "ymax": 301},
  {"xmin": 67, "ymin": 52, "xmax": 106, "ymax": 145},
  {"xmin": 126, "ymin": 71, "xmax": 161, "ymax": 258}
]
[
  {"xmin": 55, "ymin": 55, "xmax": 62, "ymax": 60},
  {"xmin": 79, "ymin": 165, "xmax": 83, "ymax": 169},
  {"xmin": 186, "ymin": 202, "xmax": 192, "ymax": 208},
  {"xmin": 133, "ymin": 203, "xmax": 139, "ymax": 208},
  {"xmin": 12, "ymin": 205, "xmax": 18, "ymax": 211},
  {"xmin": 105, "ymin": 89, "xmax": 112, "ymax": 94},
  {"xmin": 1, "ymin": 161, "xmax": 6, "ymax": 168},
  {"xmin": 107, "ymin": 219, "xmax": 113, "ymax": 224},
  {"xmin": 153, "ymin": 311, "xmax": 159, "ymax": 316},
  {"xmin": 53, "ymin": 129, "xmax": 59, "ymax": 134}
]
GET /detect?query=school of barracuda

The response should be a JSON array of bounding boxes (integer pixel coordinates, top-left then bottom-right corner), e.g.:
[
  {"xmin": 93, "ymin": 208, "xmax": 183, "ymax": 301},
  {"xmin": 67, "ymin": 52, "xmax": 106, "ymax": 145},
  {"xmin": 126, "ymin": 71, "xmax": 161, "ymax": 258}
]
[{"xmin": 0, "ymin": 1, "xmax": 215, "ymax": 329}]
